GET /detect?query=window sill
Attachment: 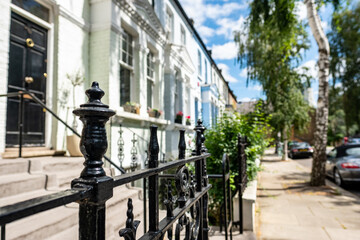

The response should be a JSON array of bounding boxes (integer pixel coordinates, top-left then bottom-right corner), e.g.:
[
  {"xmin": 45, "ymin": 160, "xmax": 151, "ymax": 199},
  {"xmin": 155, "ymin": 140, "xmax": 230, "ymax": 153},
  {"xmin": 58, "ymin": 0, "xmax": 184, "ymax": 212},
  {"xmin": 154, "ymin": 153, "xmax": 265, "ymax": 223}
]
[
  {"xmin": 166, "ymin": 123, "xmax": 194, "ymax": 132},
  {"xmin": 113, "ymin": 111, "xmax": 170, "ymax": 126}
]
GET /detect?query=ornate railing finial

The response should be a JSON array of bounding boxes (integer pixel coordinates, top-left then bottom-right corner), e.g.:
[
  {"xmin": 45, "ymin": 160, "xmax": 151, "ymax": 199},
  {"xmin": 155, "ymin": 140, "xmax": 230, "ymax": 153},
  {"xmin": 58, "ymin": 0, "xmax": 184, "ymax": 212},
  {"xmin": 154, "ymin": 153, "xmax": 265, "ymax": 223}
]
[
  {"xmin": 73, "ymin": 81, "xmax": 115, "ymax": 178},
  {"xmin": 148, "ymin": 125, "xmax": 159, "ymax": 168},
  {"xmin": 119, "ymin": 199, "xmax": 140, "ymax": 240},
  {"xmin": 178, "ymin": 129, "xmax": 186, "ymax": 159},
  {"xmin": 195, "ymin": 130, "xmax": 202, "ymax": 156},
  {"xmin": 192, "ymin": 119, "xmax": 207, "ymax": 155}
]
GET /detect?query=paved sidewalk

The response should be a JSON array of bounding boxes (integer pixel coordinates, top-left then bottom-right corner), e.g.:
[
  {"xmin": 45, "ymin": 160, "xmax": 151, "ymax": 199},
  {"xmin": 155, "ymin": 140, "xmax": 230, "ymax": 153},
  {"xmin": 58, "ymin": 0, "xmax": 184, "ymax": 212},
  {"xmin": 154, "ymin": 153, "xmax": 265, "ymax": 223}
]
[{"xmin": 256, "ymin": 149, "xmax": 360, "ymax": 240}]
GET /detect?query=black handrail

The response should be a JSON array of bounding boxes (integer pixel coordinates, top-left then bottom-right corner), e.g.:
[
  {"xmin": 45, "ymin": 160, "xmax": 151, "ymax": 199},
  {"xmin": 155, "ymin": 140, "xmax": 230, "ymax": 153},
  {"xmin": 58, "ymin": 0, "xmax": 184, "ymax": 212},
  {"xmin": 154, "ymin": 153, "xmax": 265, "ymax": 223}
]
[{"xmin": 0, "ymin": 90, "xmax": 126, "ymax": 174}]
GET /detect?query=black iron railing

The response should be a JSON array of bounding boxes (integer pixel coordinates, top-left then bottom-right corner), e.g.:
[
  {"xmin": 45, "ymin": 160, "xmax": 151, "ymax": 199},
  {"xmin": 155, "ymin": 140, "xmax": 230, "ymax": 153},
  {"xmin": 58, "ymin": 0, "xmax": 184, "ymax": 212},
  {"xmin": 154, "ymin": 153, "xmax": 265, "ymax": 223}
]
[
  {"xmin": 208, "ymin": 153, "xmax": 233, "ymax": 240},
  {"xmin": 0, "ymin": 82, "xmax": 212, "ymax": 240},
  {"xmin": 0, "ymin": 88, "xmax": 125, "ymax": 174},
  {"xmin": 235, "ymin": 134, "xmax": 248, "ymax": 234}
]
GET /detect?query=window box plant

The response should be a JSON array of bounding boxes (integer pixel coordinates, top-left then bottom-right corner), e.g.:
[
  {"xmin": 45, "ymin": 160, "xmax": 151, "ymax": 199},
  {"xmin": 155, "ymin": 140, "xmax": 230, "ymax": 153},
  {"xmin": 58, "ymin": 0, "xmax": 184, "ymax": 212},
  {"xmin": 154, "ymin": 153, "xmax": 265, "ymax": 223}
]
[
  {"xmin": 148, "ymin": 107, "xmax": 163, "ymax": 118},
  {"xmin": 123, "ymin": 102, "xmax": 141, "ymax": 114},
  {"xmin": 175, "ymin": 111, "xmax": 183, "ymax": 124},
  {"xmin": 185, "ymin": 116, "xmax": 191, "ymax": 125}
]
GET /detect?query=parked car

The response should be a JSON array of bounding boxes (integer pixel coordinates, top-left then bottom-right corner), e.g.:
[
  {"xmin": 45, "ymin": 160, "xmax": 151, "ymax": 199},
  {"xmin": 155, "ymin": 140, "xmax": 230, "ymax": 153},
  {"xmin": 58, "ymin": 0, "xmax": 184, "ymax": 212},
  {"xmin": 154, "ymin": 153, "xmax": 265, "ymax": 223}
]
[
  {"xmin": 348, "ymin": 138, "xmax": 360, "ymax": 144},
  {"xmin": 326, "ymin": 144, "xmax": 360, "ymax": 186},
  {"xmin": 288, "ymin": 142, "xmax": 313, "ymax": 159}
]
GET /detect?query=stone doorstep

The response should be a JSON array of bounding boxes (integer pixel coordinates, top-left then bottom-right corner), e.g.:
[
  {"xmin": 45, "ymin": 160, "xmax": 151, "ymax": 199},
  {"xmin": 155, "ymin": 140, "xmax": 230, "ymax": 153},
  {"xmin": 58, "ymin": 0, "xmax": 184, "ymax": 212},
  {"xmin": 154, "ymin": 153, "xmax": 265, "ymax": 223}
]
[{"xmin": 2, "ymin": 148, "xmax": 66, "ymax": 159}]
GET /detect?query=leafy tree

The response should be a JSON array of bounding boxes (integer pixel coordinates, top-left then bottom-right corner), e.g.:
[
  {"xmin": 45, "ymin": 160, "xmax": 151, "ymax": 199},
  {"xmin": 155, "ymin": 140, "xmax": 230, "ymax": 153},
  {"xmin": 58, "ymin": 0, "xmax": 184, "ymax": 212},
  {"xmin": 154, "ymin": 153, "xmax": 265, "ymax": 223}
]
[
  {"xmin": 329, "ymin": 2, "xmax": 360, "ymax": 134},
  {"xmin": 235, "ymin": 0, "xmax": 311, "ymax": 161},
  {"xmin": 327, "ymin": 86, "xmax": 346, "ymax": 145}
]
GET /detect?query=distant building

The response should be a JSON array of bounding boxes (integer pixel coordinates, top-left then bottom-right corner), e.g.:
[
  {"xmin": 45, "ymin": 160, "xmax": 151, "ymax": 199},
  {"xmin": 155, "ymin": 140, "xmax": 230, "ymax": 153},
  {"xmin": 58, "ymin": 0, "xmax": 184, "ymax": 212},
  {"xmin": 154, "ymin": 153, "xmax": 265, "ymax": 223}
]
[{"xmin": 237, "ymin": 101, "xmax": 258, "ymax": 115}]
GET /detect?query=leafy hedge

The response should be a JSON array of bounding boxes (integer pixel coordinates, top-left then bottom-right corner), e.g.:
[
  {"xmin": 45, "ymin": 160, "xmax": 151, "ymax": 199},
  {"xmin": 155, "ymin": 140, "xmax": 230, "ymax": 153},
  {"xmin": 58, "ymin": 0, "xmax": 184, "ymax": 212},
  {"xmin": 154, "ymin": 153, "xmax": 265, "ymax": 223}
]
[{"xmin": 205, "ymin": 101, "xmax": 272, "ymax": 225}]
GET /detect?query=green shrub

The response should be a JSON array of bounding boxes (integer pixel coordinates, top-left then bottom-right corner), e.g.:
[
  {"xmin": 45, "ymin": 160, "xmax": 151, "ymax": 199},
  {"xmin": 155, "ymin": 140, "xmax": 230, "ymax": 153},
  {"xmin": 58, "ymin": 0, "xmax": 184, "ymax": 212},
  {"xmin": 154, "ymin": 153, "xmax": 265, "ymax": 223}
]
[{"xmin": 205, "ymin": 101, "xmax": 272, "ymax": 225}]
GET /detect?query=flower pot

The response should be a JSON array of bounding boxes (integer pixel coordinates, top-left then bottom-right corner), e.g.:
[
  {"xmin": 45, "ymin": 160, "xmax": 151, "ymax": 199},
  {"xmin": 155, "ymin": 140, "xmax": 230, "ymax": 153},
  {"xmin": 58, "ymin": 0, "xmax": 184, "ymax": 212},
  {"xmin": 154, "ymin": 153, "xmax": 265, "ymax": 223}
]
[
  {"xmin": 123, "ymin": 105, "xmax": 140, "ymax": 114},
  {"xmin": 175, "ymin": 118, "xmax": 183, "ymax": 124},
  {"xmin": 66, "ymin": 134, "xmax": 82, "ymax": 157},
  {"xmin": 186, "ymin": 121, "xmax": 191, "ymax": 126},
  {"xmin": 149, "ymin": 111, "xmax": 161, "ymax": 118}
]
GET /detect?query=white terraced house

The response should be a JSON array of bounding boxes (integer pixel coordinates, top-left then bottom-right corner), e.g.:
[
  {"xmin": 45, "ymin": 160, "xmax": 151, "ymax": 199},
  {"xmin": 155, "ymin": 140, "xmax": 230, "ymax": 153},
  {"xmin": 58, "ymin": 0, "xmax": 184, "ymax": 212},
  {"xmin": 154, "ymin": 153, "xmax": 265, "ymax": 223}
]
[{"xmin": 0, "ymin": 0, "xmax": 237, "ymax": 239}]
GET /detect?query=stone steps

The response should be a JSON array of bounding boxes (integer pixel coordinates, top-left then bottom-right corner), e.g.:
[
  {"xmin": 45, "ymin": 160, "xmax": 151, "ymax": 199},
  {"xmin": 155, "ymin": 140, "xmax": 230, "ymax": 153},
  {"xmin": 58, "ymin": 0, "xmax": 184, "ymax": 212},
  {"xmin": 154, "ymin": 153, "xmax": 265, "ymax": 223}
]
[
  {"xmin": 2, "ymin": 147, "xmax": 66, "ymax": 159},
  {"xmin": 0, "ymin": 154, "xmax": 151, "ymax": 240},
  {"xmin": 0, "ymin": 173, "xmax": 46, "ymax": 198},
  {"xmin": 6, "ymin": 205, "xmax": 78, "ymax": 240},
  {"xmin": 0, "ymin": 159, "xmax": 29, "ymax": 176}
]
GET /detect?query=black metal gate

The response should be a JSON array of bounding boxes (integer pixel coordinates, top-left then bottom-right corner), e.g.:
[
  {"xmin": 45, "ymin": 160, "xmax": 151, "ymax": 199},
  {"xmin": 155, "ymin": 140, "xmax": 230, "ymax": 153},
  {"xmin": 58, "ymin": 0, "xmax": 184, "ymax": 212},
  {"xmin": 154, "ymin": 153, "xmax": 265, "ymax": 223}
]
[{"xmin": 0, "ymin": 82, "xmax": 212, "ymax": 240}]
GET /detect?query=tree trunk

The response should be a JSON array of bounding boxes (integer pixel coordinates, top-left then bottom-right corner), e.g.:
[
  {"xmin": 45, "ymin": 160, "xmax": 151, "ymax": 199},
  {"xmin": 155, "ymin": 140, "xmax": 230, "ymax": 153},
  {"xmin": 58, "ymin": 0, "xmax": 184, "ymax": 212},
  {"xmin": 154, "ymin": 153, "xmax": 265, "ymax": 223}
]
[
  {"xmin": 282, "ymin": 127, "xmax": 288, "ymax": 161},
  {"xmin": 305, "ymin": 0, "xmax": 330, "ymax": 186}
]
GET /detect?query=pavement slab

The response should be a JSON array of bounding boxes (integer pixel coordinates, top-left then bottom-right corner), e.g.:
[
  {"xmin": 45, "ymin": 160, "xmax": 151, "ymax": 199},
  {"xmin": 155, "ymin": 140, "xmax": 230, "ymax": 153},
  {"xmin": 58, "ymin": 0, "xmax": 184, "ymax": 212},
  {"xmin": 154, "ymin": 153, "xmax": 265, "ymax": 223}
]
[{"xmin": 256, "ymin": 151, "xmax": 360, "ymax": 240}]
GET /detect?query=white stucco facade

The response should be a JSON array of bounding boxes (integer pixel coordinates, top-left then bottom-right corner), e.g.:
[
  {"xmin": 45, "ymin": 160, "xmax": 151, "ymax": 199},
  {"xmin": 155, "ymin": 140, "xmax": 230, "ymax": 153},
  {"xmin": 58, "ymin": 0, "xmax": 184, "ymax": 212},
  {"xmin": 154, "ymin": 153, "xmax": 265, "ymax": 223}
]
[{"xmin": 0, "ymin": 0, "xmax": 236, "ymax": 169}]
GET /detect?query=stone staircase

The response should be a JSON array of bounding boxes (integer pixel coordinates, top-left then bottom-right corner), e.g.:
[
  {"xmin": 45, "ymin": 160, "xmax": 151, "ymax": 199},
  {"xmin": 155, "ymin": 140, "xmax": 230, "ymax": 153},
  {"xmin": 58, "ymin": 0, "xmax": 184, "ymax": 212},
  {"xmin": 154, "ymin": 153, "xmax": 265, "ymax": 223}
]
[
  {"xmin": 1, "ymin": 147, "xmax": 66, "ymax": 159},
  {"xmin": 0, "ymin": 156, "xmax": 147, "ymax": 240}
]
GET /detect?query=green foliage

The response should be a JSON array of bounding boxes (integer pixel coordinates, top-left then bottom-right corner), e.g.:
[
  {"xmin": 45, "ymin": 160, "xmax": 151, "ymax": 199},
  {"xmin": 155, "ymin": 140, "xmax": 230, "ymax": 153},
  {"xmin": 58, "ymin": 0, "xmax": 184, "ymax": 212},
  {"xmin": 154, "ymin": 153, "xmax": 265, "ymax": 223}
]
[
  {"xmin": 329, "ymin": 2, "xmax": 360, "ymax": 133},
  {"xmin": 234, "ymin": 0, "xmax": 311, "ymax": 139},
  {"xmin": 205, "ymin": 102, "xmax": 272, "ymax": 225}
]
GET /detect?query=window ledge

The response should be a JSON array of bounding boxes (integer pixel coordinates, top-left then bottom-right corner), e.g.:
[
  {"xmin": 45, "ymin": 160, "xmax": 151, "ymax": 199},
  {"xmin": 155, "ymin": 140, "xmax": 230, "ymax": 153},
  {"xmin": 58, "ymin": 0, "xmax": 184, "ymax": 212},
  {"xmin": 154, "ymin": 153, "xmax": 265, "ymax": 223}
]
[
  {"xmin": 113, "ymin": 111, "xmax": 170, "ymax": 126},
  {"xmin": 166, "ymin": 123, "xmax": 194, "ymax": 132}
]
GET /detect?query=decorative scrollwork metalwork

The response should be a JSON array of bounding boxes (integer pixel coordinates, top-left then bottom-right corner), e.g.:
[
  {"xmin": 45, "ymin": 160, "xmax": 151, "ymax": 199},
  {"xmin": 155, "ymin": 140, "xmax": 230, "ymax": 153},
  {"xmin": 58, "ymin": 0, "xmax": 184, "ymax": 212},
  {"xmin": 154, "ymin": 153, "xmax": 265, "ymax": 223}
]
[
  {"xmin": 164, "ymin": 180, "xmax": 176, "ymax": 218},
  {"xmin": 118, "ymin": 125, "xmax": 125, "ymax": 168},
  {"xmin": 130, "ymin": 133, "xmax": 138, "ymax": 171},
  {"xmin": 119, "ymin": 198, "xmax": 140, "ymax": 240},
  {"xmin": 175, "ymin": 166, "xmax": 190, "ymax": 208}
]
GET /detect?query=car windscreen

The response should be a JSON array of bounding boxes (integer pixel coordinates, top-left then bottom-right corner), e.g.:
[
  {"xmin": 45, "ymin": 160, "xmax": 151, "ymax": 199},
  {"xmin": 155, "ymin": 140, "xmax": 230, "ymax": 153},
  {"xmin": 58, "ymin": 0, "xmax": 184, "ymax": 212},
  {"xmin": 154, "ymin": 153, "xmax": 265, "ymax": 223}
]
[
  {"xmin": 293, "ymin": 143, "xmax": 309, "ymax": 148},
  {"xmin": 345, "ymin": 147, "xmax": 360, "ymax": 156}
]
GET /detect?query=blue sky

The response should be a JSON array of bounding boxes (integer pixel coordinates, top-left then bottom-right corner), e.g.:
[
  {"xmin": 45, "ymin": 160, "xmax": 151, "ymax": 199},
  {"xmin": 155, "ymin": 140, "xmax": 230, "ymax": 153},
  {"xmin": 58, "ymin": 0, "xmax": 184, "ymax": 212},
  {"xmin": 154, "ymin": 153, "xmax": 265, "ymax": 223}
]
[{"xmin": 179, "ymin": 0, "xmax": 335, "ymax": 105}]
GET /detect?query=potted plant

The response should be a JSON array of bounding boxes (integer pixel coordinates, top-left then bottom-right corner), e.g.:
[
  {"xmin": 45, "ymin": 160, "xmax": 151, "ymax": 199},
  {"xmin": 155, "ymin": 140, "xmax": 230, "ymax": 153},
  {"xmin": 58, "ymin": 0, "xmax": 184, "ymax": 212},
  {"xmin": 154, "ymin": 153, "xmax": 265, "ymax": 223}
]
[
  {"xmin": 148, "ymin": 107, "xmax": 163, "ymax": 118},
  {"xmin": 175, "ymin": 111, "xmax": 183, "ymax": 124},
  {"xmin": 66, "ymin": 70, "xmax": 84, "ymax": 157},
  {"xmin": 123, "ymin": 102, "xmax": 141, "ymax": 114},
  {"xmin": 186, "ymin": 116, "xmax": 191, "ymax": 125}
]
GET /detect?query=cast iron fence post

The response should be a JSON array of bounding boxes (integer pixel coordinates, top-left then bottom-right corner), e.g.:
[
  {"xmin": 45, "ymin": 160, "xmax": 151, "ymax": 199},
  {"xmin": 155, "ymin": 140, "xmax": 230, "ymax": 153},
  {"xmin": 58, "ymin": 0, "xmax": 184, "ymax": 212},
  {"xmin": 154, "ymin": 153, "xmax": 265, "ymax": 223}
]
[
  {"xmin": 148, "ymin": 125, "xmax": 159, "ymax": 233},
  {"xmin": 238, "ymin": 134, "xmax": 248, "ymax": 234},
  {"xmin": 71, "ymin": 82, "xmax": 115, "ymax": 240}
]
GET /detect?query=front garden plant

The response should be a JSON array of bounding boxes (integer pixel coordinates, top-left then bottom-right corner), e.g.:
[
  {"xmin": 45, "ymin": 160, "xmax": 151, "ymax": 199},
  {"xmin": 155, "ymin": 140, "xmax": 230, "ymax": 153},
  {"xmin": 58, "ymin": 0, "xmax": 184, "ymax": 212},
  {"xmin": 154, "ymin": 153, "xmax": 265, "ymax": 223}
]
[{"xmin": 205, "ymin": 101, "xmax": 272, "ymax": 225}]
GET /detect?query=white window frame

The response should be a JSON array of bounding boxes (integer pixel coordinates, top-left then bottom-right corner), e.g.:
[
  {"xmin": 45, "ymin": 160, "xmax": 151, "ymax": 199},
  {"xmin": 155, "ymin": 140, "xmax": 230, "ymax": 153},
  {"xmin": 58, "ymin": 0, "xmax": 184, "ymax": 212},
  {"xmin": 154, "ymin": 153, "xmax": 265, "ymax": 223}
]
[
  {"xmin": 147, "ymin": 51, "xmax": 155, "ymax": 108},
  {"xmin": 119, "ymin": 31, "xmax": 134, "ymax": 106}
]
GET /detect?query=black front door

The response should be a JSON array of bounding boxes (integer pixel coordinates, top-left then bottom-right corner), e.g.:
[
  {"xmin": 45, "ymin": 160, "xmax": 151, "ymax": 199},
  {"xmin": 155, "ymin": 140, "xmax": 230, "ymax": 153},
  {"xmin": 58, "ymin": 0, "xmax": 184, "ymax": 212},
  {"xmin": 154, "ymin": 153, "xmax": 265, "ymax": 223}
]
[{"xmin": 6, "ymin": 12, "xmax": 48, "ymax": 146}]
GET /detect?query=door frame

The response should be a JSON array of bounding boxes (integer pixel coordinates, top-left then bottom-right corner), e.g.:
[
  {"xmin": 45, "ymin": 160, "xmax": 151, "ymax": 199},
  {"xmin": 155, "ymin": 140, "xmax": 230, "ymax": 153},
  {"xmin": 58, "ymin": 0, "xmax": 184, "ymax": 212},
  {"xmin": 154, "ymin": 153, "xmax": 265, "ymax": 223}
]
[{"xmin": 9, "ymin": 1, "xmax": 55, "ymax": 148}]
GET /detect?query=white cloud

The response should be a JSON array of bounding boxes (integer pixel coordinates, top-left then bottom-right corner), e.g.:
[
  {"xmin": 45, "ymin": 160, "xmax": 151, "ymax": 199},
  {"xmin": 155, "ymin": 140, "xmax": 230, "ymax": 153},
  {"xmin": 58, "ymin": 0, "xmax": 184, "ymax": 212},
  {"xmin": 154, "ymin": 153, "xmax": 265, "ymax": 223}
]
[
  {"xmin": 296, "ymin": 59, "xmax": 318, "ymax": 80},
  {"xmin": 217, "ymin": 63, "xmax": 238, "ymax": 83},
  {"xmin": 197, "ymin": 25, "xmax": 215, "ymax": 40},
  {"xmin": 238, "ymin": 97, "xmax": 252, "ymax": 102},
  {"xmin": 179, "ymin": 0, "xmax": 247, "ymax": 41},
  {"xmin": 180, "ymin": 0, "xmax": 247, "ymax": 27},
  {"xmin": 295, "ymin": 2, "xmax": 307, "ymax": 21},
  {"xmin": 205, "ymin": 2, "xmax": 247, "ymax": 20},
  {"xmin": 211, "ymin": 41, "xmax": 238, "ymax": 60},
  {"xmin": 216, "ymin": 16, "xmax": 246, "ymax": 40},
  {"xmin": 321, "ymin": 21, "xmax": 329, "ymax": 32},
  {"xmin": 250, "ymin": 85, "xmax": 262, "ymax": 91},
  {"xmin": 239, "ymin": 68, "xmax": 247, "ymax": 78}
]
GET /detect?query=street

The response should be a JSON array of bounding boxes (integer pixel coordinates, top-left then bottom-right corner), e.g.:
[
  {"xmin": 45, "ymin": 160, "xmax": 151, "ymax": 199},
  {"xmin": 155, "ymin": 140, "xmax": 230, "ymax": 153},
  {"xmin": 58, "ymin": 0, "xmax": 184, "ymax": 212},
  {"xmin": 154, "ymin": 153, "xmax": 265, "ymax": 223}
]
[{"xmin": 294, "ymin": 157, "xmax": 360, "ymax": 198}]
